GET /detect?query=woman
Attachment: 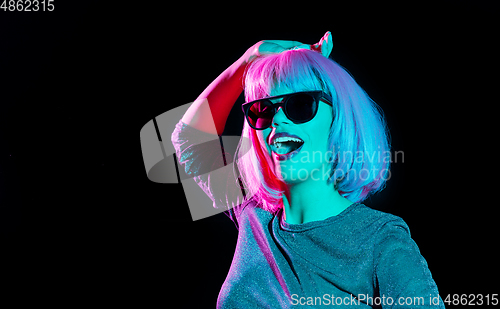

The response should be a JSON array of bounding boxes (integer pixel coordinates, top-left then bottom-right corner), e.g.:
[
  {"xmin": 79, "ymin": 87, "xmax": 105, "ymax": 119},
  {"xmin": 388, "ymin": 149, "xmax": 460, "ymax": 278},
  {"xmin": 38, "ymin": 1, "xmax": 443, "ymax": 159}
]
[{"xmin": 172, "ymin": 32, "xmax": 443, "ymax": 308}]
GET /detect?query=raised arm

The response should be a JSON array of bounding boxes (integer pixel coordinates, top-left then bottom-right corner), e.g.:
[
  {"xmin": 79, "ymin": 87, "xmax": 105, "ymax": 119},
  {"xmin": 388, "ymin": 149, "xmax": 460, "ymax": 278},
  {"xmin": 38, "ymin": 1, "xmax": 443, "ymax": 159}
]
[
  {"xmin": 180, "ymin": 34, "xmax": 333, "ymax": 135},
  {"xmin": 171, "ymin": 33, "xmax": 333, "ymax": 219},
  {"xmin": 180, "ymin": 43, "xmax": 260, "ymax": 135}
]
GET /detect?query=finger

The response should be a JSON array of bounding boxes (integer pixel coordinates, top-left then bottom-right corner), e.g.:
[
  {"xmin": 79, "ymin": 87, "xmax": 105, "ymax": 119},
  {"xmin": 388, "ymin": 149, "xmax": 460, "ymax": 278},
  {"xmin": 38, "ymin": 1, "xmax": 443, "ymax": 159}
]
[
  {"xmin": 312, "ymin": 32, "xmax": 327, "ymax": 53},
  {"xmin": 291, "ymin": 44, "xmax": 311, "ymax": 50},
  {"xmin": 311, "ymin": 42, "xmax": 321, "ymax": 52},
  {"xmin": 258, "ymin": 42, "xmax": 286, "ymax": 55},
  {"xmin": 264, "ymin": 40, "xmax": 305, "ymax": 49}
]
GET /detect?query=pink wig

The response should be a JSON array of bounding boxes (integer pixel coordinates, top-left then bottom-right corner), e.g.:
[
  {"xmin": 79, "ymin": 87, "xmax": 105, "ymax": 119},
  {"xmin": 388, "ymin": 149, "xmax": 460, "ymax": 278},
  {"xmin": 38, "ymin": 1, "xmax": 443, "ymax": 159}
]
[{"xmin": 236, "ymin": 49, "xmax": 390, "ymax": 212}]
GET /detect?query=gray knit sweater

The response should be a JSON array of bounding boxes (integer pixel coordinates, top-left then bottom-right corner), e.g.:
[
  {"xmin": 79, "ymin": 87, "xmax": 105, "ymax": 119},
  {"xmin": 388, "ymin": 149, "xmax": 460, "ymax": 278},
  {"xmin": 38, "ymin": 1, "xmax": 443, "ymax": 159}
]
[{"xmin": 171, "ymin": 120, "xmax": 444, "ymax": 308}]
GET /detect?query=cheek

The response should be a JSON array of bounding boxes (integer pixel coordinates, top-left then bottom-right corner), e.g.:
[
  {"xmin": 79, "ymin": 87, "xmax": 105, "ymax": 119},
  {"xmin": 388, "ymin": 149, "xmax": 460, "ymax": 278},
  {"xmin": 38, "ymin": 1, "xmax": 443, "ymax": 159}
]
[
  {"xmin": 313, "ymin": 106, "xmax": 333, "ymax": 148},
  {"xmin": 302, "ymin": 107, "xmax": 332, "ymax": 161},
  {"xmin": 257, "ymin": 129, "xmax": 272, "ymax": 155}
]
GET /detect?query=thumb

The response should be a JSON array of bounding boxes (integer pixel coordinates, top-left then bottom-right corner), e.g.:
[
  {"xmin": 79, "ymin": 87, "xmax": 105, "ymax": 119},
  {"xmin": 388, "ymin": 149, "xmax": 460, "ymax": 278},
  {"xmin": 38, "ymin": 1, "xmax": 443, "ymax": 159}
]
[
  {"xmin": 312, "ymin": 31, "xmax": 333, "ymax": 58},
  {"xmin": 320, "ymin": 31, "xmax": 333, "ymax": 58}
]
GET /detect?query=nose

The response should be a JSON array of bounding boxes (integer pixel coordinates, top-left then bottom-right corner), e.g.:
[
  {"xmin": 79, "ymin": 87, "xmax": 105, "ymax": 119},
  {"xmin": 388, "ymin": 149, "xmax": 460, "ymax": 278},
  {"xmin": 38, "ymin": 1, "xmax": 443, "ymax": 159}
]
[{"xmin": 272, "ymin": 106, "xmax": 290, "ymax": 127}]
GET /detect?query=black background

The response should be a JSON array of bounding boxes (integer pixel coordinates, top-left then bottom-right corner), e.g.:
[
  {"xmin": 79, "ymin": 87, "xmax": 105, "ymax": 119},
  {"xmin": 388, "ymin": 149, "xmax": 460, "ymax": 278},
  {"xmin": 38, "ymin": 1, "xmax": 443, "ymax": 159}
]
[{"xmin": 1, "ymin": 1, "xmax": 498, "ymax": 306}]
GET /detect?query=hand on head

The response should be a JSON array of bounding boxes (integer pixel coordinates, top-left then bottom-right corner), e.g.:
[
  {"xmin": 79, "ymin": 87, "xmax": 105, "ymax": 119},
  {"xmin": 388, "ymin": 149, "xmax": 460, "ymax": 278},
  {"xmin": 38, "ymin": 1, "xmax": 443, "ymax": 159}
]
[{"xmin": 247, "ymin": 31, "xmax": 333, "ymax": 61}]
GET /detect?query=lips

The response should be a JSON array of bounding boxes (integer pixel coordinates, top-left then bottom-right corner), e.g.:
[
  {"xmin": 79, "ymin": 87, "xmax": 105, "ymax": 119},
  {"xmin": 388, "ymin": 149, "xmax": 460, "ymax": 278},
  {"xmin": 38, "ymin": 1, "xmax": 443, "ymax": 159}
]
[{"xmin": 269, "ymin": 132, "xmax": 305, "ymax": 161}]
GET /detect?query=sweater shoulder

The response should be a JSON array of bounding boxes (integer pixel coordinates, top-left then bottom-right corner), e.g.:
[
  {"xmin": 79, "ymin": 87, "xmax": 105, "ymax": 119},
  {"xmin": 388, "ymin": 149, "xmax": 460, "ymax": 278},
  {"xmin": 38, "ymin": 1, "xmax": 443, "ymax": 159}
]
[{"xmin": 351, "ymin": 204, "xmax": 410, "ymax": 235}]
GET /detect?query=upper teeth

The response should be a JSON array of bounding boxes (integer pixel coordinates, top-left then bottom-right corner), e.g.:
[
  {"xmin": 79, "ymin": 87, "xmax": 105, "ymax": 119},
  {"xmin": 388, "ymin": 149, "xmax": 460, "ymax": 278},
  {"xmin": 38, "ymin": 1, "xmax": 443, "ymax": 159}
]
[{"xmin": 272, "ymin": 136, "xmax": 303, "ymax": 146}]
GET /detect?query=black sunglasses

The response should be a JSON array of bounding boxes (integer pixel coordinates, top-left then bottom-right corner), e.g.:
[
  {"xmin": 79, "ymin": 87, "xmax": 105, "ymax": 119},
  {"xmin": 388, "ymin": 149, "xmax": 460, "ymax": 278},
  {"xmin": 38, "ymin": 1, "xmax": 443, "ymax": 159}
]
[{"xmin": 241, "ymin": 91, "xmax": 333, "ymax": 130}]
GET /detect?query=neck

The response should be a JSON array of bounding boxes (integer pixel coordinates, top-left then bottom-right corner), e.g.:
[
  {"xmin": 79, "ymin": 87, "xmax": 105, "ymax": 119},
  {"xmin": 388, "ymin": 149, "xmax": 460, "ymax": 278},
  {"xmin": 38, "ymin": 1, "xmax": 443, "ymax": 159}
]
[{"xmin": 281, "ymin": 179, "xmax": 353, "ymax": 224}]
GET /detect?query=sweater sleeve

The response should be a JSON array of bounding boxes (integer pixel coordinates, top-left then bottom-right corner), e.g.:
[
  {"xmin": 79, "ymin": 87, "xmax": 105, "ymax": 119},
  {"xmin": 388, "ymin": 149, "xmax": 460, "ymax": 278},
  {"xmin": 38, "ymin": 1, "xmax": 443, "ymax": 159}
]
[
  {"xmin": 171, "ymin": 120, "xmax": 246, "ymax": 224},
  {"xmin": 373, "ymin": 219, "xmax": 445, "ymax": 308}
]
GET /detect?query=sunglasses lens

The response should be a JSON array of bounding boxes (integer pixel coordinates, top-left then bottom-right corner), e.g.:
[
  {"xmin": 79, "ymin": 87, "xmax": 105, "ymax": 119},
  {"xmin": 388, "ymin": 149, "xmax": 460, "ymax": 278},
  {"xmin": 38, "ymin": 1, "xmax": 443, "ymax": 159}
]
[
  {"xmin": 286, "ymin": 93, "xmax": 317, "ymax": 122},
  {"xmin": 247, "ymin": 100, "xmax": 274, "ymax": 129}
]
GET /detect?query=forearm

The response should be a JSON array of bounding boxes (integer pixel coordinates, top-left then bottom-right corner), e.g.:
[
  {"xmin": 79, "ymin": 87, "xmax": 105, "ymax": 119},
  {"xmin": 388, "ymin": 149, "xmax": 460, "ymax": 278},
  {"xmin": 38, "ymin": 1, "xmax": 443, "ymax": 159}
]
[
  {"xmin": 181, "ymin": 52, "xmax": 252, "ymax": 135},
  {"xmin": 179, "ymin": 36, "xmax": 325, "ymax": 135}
]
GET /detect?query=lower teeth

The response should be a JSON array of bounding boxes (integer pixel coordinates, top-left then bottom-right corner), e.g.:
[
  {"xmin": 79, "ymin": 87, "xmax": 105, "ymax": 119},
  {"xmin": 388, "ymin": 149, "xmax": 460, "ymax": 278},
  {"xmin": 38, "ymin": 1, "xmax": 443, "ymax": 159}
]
[{"xmin": 273, "ymin": 142, "xmax": 302, "ymax": 155}]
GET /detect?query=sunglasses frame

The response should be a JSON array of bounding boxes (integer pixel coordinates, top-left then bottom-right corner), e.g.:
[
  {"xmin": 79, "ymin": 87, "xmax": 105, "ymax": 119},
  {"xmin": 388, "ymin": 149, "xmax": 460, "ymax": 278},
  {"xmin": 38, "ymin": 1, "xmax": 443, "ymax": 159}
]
[{"xmin": 241, "ymin": 90, "xmax": 334, "ymax": 130}]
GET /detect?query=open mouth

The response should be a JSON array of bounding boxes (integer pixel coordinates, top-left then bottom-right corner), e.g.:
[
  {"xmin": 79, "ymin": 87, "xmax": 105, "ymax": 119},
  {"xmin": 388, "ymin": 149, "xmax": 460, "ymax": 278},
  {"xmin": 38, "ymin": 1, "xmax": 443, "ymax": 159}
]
[{"xmin": 270, "ymin": 134, "xmax": 304, "ymax": 160}]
